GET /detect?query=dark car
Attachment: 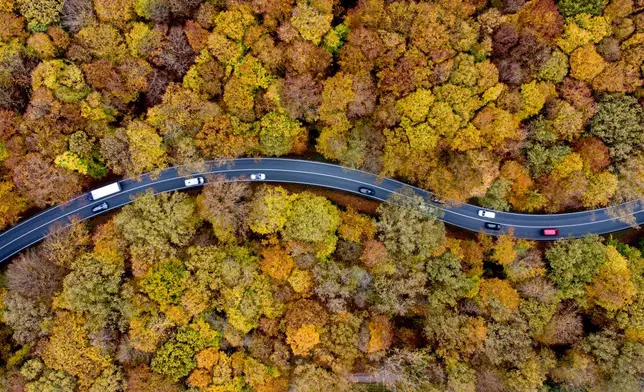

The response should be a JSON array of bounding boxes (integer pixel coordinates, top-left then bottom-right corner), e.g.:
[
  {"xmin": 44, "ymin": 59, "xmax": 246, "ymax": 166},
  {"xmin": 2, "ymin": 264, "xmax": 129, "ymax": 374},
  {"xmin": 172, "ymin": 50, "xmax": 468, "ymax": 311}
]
[
  {"xmin": 91, "ymin": 202, "xmax": 109, "ymax": 213},
  {"xmin": 541, "ymin": 228, "xmax": 559, "ymax": 236},
  {"xmin": 484, "ymin": 222, "xmax": 502, "ymax": 230},
  {"xmin": 430, "ymin": 196, "xmax": 444, "ymax": 204},
  {"xmin": 359, "ymin": 187, "xmax": 375, "ymax": 196}
]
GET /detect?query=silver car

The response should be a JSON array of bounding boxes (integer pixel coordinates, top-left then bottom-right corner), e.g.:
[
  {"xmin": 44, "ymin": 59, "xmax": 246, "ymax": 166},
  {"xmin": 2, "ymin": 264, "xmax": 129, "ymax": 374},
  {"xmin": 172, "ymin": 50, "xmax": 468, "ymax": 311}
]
[
  {"xmin": 250, "ymin": 173, "xmax": 266, "ymax": 180},
  {"xmin": 91, "ymin": 202, "xmax": 109, "ymax": 213}
]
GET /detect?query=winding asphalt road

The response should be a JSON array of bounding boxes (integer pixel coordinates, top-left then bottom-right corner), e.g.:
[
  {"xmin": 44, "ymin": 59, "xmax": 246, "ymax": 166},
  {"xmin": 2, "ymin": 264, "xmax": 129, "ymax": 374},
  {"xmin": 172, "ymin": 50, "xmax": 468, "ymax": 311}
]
[{"xmin": 0, "ymin": 158, "xmax": 643, "ymax": 263}]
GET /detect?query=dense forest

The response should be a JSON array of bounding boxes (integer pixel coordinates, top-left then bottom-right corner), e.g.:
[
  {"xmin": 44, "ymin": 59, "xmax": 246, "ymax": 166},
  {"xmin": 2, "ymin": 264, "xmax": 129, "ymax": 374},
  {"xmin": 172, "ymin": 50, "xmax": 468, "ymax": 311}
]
[
  {"xmin": 0, "ymin": 182, "xmax": 643, "ymax": 391},
  {"xmin": 1, "ymin": 0, "xmax": 644, "ymax": 390},
  {"xmin": 0, "ymin": 0, "xmax": 644, "ymax": 232}
]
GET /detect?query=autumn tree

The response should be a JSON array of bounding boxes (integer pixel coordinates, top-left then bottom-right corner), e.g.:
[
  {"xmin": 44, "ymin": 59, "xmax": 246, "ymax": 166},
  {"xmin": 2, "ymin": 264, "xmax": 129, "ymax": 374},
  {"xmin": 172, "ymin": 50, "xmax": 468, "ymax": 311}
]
[
  {"xmin": 3, "ymin": 292, "xmax": 52, "ymax": 344},
  {"xmin": 381, "ymin": 349, "xmax": 446, "ymax": 392},
  {"xmin": 41, "ymin": 311, "xmax": 110, "ymax": 388},
  {"xmin": 11, "ymin": 154, "xmax": 82, "ymax": 207},
  {"xmin": 196, "ymin": 174, "xmax": 251, "ymax": 243},
  {"xmin": 151, "ymin": 319, "xmax": 220, "ymax": 381},
  {"xmin": 114, "ymin": 190, "xmax": 200, "ymax": 275},
  {"xmin": 377, "ymin": 190, "xmax": 445, "ymax": 262},
  {"xmin": 289, "ymin": 364, "xmax": 349, "ymax": 392},
  {"xmin": 283, "ymin": 191, "xmax": 341, "ymax": 256},
  {"xmin": 546, "ymin": 236, "xmax": 607, "ymax": 300},
  {"xmin": 589, "ymin": 94, "xmax": 644, "ymax": 162},
  {"xmin": 55, "ymin": 252, "xmax": 123, "ymax": 330},
  {"xmin": 16, "ymin": 0, "xmax": 63, "ymax": 31},
  {"xmin": 125, "ymin": 121, "xmax": 167, "ymax": 175},
  {"xmin": 6, "ymin": 249, "xmax": 67, "ymax": 303},
  {"xmin": 586, "ymin": 246, "xmax": 636, "ymax": 311},
  {"xmin": 557, "ymin": 0, "xmax": 607, "ymax": 16}
]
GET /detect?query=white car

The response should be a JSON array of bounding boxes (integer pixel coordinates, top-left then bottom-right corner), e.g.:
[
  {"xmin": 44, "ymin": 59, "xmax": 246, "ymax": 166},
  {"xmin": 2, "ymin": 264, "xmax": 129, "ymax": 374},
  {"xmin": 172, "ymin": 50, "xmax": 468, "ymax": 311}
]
[
  {"xmin": 184, "ymin": 177, "xmax": 205, "ymax": 187},
  {"xmin": 478, "ymin": 210, "xmax": 496, "ymax": 219},
  {"xmin": 250, "ymin": 173, "xmax": 266, "ymax": 180}
]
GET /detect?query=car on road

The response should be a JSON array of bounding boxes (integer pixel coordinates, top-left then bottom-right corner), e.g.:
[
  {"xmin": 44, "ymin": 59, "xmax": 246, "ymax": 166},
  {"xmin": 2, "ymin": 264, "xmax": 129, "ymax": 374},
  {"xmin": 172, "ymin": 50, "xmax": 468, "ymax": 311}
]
[
  {"xmin": 184, "ymin": 177, "xmax": 205, "ymax": 187},
  {"xmin": 541, "ymin": 228, "xmax": 560, "ymax": 236},
  {"xmin": 91, "ymin": 202, "xmax": 109, "ymax": 213},
  {"xmin": 431, "ymin": 196, "xmax": 444, "ymax": 204},
  {"xmin": 359, "ymin": 187, "xmax": 375, "ymax": 196},
  {"xmin": 485, "ymin": 222, "xmax": 502, "ymax": 230},
  {"xmin": 478, "ymin": 210, "xmax": 496, "ymax": 219},
  {"xmin": 250, "ymin": 173, "xmax": 266, "ymax": 180}
]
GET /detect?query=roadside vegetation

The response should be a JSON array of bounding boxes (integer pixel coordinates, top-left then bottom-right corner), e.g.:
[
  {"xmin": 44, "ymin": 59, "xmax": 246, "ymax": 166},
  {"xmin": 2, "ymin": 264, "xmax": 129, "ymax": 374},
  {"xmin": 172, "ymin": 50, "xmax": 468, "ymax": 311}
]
[
  {"xmin": 0, "ymin": 0, "xmax": 644, "ymax": 231},
  {"xmin": 0, "ymin": 183, "xmax": 643, "ymax": 391}
]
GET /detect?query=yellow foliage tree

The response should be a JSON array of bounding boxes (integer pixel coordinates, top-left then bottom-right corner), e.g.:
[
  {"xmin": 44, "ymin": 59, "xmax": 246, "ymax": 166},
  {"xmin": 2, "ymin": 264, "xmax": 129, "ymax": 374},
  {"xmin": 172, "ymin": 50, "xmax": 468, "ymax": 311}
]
[
  {"xmin": 291, "ymin": 1, "xmax": 332, "ymax": 45},
  {"xmin": 0, "ymin": 180, "xmax": 28, "ymax": 231},
  {"xmin": 42, "ymin": 312, "xmax": 110, "ymax": 388},
  {"xmin": 473, "ymin": 105, "xmax": 521, "ymax": 150},
  {"xmin": 586, "ymin": 246, "xmax": 636, "ymax": 311},
  {"xmin": 286, "ymin": 324, "xmax": 321, "ymax": 356},
  {"xmin": 556, "ymin": 14, "xmax": 610, "ymax": 54},
  {"xmin": 260, "ymin": 246, "xmax": 294, "ymax": 280},
  {"xmin": 581, "ymin": 171, "xmax": 618, "ymax": 208},
  {"xmin": 492, "ymin": 232, "xmax": 517, "ymax": 266},
  {"xmin": 338, "ymin": 207, "xmax": 377, "ymax": 243},
  {"xmin": 366, "ymin": 315, "xmax": 393, "ymax": 353},
  {"xmin": 248, "ymin": 186, "xmax": 292, "ymax": 235},
  {"xmin": 126, "ymin": 121, "xmax": 167, "ymax": 175},
  {"xmin": 570, "ymin": 44, "xmax": 606, "ymax": 82},
  {"xmin": 478, "ymin": 278, "xmax": 520, "ymax": 322},
  {"xmin": 288, "ymin": 268, "xmax": 314, "ymax": 295},
  {"xmin": 518, "ymin": 81, "xmax": 556, "ymax": 120}
]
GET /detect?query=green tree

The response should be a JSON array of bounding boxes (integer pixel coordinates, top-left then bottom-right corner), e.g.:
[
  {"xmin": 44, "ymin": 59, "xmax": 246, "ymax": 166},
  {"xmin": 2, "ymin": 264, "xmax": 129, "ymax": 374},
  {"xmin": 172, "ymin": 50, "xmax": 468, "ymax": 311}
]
[
  {"xmin": 16, "ymin": 0, "xmax": 63, "ymax": 31},
  {"xmin": 114, "ymin": 191, "xmax": 200, "ymax": 274},
  {"xmin": 426, "ymin": 252, "xmax": 478, "ymax": 308},
  {"xmin": 140, "ymin": 260, "xmax": 187, "ymax": 308},
  {"xmin": 259, "ymin": 111, "xmax": 307, "ymax": 156},
  {"xmin": 89, "ymin": 365, "xmax": 126, "ymax": 392},
  {"xmin": 546, "ymin": 235, "xmax": 607, "ymax": 300},
  {"xmin": 56, "ymin": 253, "xmax": 123, "ymax": 330},
  {"xmin": 151, "ymin": 319, "xmax": 220, "ymax": 381},
  {"xmin": 283, "ymin": 192, "xmax": 341, "ymax": 245},
  {"xmin": 26, "ymin": 370, "xmax": 76, "ymax": 392},
  {"xmin": 377, "ymin": 190, "xmax": 445, "ymax": 262},
  {"xmin": 557, "ymin": 0, "xmax": 607, "ymax": 17},
  {"xmin": 31, "ymin": 60, "xmax": 90, "ymax": 102},
  {"xmin": 589, "ymin": 94, "xmax": 644, "ymax": 162}
]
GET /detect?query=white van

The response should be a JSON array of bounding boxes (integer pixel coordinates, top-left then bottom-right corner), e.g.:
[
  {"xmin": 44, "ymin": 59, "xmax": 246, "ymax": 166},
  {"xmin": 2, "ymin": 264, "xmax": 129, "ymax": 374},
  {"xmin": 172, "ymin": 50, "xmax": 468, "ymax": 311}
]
[
  {"xmin": 478, "ymin": 210, "xmax": 496, "ymax": 219},
  {"xmin": 184, "ymin": 177, "xmax": 205, "ymax": 187}
]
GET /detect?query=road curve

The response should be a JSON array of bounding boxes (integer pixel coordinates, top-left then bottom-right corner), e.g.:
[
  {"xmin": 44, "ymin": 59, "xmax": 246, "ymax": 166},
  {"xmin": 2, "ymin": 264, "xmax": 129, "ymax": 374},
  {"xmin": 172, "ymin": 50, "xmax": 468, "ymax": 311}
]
[{"xmin": 0, "ymin": 158, "xmax": 643, "ymax": 263}]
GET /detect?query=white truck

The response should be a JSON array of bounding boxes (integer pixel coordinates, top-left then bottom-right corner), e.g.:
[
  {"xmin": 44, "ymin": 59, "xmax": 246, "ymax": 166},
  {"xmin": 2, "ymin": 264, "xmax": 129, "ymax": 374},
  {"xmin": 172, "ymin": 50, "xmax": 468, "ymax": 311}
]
[{"xmin": 88, "ymin": 182, "xmax": 122, "ymax": 201}]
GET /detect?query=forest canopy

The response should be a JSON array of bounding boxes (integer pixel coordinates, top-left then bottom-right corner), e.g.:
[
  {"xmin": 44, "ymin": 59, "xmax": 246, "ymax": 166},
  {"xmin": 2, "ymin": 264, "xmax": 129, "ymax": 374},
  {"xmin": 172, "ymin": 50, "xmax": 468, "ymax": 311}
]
[
  {"xmin": 0, "ymin": 0, "xmax": 643, "ymax": 231},
  {"xmin": 0, "ymin": 184, "xmax": 643, "ymax": 391}
]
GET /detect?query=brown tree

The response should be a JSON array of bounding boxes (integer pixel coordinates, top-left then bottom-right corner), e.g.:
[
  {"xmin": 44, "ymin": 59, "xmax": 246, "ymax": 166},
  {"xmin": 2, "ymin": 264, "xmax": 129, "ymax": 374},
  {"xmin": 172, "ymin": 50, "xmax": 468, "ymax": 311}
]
[
  {"xmin": 196, "ymin": 174, "xmax": 251, "ymax": 243},
  {"xmin": 11, "ymin": 154, "xmax": 82, "ymax": 207}
]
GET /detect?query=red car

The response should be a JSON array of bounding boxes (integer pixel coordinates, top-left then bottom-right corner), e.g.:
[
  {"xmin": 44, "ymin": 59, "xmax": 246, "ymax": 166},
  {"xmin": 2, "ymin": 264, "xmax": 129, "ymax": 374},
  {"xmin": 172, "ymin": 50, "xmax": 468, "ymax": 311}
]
[{"xmin": 541, "ymin": 228, "xmax": 559, "ymax": 236}]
